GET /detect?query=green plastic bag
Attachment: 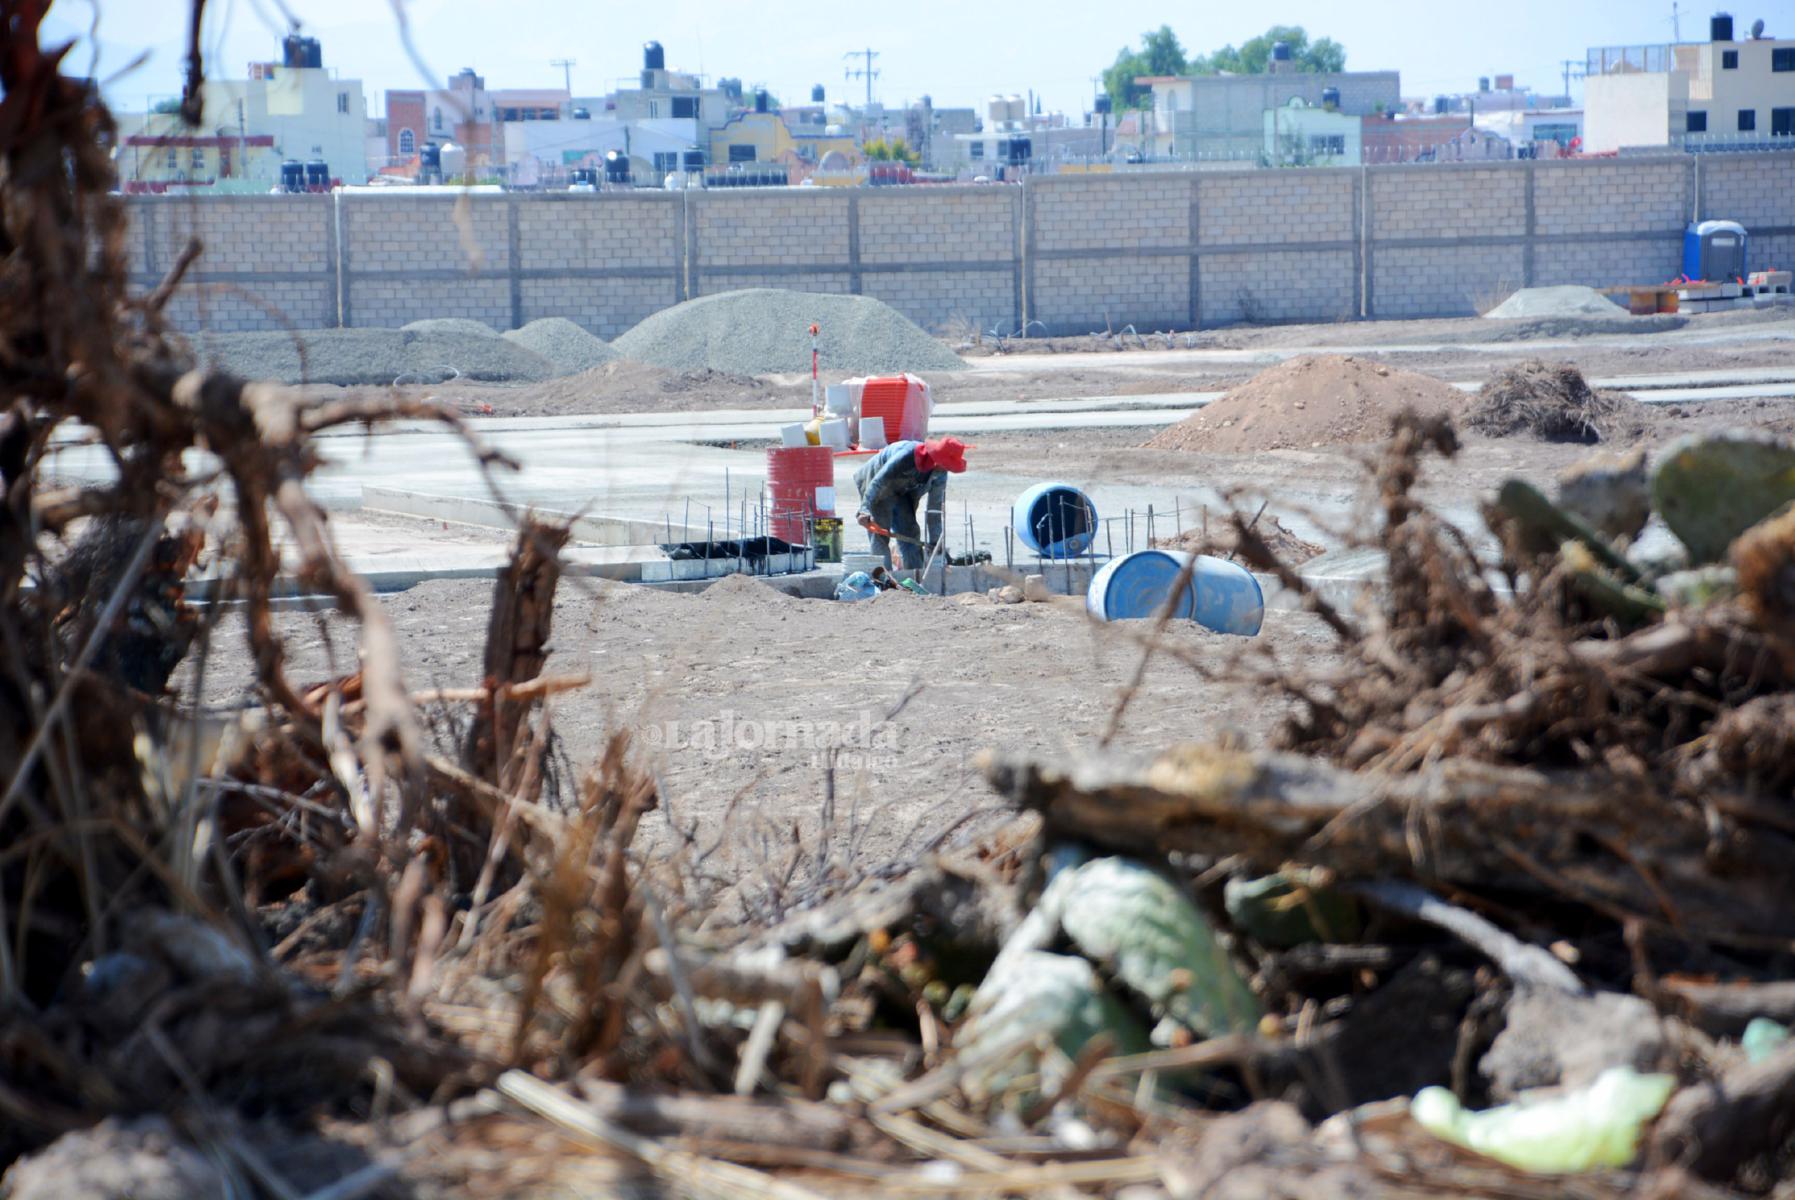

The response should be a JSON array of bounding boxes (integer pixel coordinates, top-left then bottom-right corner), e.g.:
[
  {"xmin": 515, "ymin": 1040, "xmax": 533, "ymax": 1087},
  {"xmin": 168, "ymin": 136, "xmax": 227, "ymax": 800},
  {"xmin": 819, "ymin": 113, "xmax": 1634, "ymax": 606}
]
[{"xmin": 1412, "ymin": 1066, "xmax": 1675, "ymax": 1173}]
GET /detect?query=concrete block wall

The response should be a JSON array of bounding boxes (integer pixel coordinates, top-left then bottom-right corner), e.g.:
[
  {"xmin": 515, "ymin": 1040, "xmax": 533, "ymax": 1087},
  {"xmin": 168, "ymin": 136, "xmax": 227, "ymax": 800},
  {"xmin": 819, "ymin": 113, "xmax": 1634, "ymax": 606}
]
[
  {"xmin": 857, "ymin": 187, "xmax": 1017, "ymax": 332},
  {"xmin": 128, "ymin": 151, "xmax": 1795, "ymax": 341},
  {"xmin": 515, "ymin": 194, "xmax": 681, "ymax": 337},
  {"xmin": 127, "ymin": 195, "xmax": 337, "ymax": 332},
  {"xmin": 1699, "ymin": 155, "xmax": 1795, "ymax": 273}
]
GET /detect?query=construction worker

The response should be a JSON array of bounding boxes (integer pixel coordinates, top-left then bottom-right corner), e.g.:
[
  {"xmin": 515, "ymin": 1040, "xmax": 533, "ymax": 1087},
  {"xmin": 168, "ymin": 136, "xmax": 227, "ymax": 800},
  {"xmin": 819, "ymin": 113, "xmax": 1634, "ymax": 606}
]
[{"xmin": 853, "ymin": 436, "xmax": 968, "ymax": 570}]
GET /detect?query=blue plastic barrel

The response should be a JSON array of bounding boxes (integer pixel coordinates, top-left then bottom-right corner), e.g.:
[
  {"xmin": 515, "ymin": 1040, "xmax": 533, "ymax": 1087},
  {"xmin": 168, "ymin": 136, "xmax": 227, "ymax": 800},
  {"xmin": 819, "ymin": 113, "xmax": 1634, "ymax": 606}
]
[
  {"xmin": 1086, "ymin": 550, "xmax": 1264, "ymax": 636},
  {"xmin": 1012, "ymin": 482, "xmax": 1097, "ymax": 559}
]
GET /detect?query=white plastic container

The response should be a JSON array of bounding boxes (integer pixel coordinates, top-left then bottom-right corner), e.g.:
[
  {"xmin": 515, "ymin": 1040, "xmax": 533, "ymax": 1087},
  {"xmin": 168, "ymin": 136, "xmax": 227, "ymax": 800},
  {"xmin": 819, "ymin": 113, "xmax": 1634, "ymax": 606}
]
[
  {"xmin": 818, "ymin": 419, "xmax": 851, "ymax": 450},
  {"xmin": 779, "ymin": 423, "xmax": 808, "ymax": 448},
  {"xmin": 859, "ymin": 417, "xmax": 887, "ymax": 450}
]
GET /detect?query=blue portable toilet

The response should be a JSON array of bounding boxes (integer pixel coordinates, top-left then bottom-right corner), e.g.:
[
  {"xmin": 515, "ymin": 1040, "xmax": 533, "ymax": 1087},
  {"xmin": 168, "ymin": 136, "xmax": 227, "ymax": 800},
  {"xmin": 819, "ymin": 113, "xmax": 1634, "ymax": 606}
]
[
  {"xmin": 1011, "ymin": 483, "xmax": 1097, "ymax": 559},
  {"xmin": 1683, "ymin": 220, "xmax": 1747, "ymax": 282}
]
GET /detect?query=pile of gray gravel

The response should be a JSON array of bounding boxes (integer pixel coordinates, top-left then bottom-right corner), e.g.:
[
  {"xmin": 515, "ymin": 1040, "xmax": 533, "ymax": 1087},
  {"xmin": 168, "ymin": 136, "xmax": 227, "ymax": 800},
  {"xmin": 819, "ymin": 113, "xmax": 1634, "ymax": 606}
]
[
  {"xmin": 502, "ymin": 317, "xmax": 620, "ymax": 373},
  {"xmin": 186, "ymin": 328, "xmax": 556, "ymax": 387},
  {"xmin": 613, "ymin": 289, "xmax": 966, "ymax": 376},
  {"xmin": 400, "ymin": 317, "xmax": 501, "ymax": 338},
  {"xmin": 1483, "ymin": 285, "xmax": 1626, "ymax": 320}
]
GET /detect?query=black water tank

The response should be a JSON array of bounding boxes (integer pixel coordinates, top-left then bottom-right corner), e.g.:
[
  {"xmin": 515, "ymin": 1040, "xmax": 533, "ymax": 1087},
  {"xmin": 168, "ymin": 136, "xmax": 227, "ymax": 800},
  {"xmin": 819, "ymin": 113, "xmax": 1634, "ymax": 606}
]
[
  {"xmin": 305, "ymin": 159, "xmax": 328, "ymax": 189},
  {"xmin": 1711, "ymin": 12, "xmax": 1734, "ymax": 40},
  {"xmin": 279, "ymin": 159, "xmax": 303, "ymax": 192},
  {"xmin": 1094, "ymin": 93, "xmax": 1113, "ymax": 114},
  {"xmin": 1434, "ymin": 95, "xmax": 1449, "ymax": 114},
  {"xmin": 643, "ymin": 41, "xmax": 664, "ymax": 71},
  {"xmin": 811, "ymin": 84, "xmax": 825, "ymax": 103},
  {"xmin": 1478, "ymin": 76, "xmax": 1490, "ymax": 92},
  {"xmin": 1271, "ymin": 41, "xmax": 1291, "ymax": 62},
  {"xmin": 1321, "ymin": 86, "xmax": 1341, "ymax": 109},
  {"xmin": 572, "ymin": 106, "xmax": 590, "ymax": 119},
  {"xmin": 604, "ymin": 150, "xmax": 630, "ymax": 182},
  {"xmin": 754, "ymin": 89, "xmax": 770, "ymax": 113},
  {"xmin": 682, "ymin": 149, "xmax": 705, "ymax": 170},
  {"xmin": 282, "ymin": 35, "xmax": 321, "ymax": 69}
]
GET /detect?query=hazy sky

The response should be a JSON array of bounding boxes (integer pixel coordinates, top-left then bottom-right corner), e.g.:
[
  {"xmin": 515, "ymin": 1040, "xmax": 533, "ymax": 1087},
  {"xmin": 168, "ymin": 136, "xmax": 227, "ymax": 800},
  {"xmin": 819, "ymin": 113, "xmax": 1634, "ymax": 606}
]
[{"xmin": 43, "ymin": 0, "xmax": 1782, "ymax": 117}]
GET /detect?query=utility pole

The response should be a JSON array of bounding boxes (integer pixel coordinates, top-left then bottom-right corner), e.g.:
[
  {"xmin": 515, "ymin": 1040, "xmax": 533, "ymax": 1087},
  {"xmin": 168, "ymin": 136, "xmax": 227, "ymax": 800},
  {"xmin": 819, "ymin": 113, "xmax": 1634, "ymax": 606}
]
[
  {"xmin": 1559, "ymin": 58, "xmax": 1586, "ymax": 104},
  {"xmin": 1671, "ymin": 1, "xmax": 1682, "ymax": 41},
  {"xmin": 551, "ymin": 58, "xmax": 576, "ymax": 96},
  {"xmin": 844, "ymin": 48, "xmax": 880, "ymax": 112}
]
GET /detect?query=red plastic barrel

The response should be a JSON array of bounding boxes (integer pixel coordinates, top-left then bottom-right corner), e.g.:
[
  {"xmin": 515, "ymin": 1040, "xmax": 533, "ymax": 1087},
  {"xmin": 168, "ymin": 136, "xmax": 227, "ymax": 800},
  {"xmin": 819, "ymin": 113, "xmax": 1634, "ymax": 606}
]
[{"xmin": 766, "ymin": 445, "xmax": 837, "ymax": 543}]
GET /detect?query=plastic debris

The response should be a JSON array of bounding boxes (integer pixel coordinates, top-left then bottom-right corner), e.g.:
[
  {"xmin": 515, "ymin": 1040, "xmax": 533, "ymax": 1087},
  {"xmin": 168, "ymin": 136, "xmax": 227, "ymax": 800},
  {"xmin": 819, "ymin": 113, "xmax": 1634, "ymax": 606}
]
[
  {"xmin": 1411, "ymin": 1066, "xmax": 1675, "ymax": 1174},
  {"xmin": 1742, "ymin": 1017, "xmax": 1790, "ymax": 1064},
  {"xmin": 833, "ymin": 571, "xmax": 878, "ymax": 602}
]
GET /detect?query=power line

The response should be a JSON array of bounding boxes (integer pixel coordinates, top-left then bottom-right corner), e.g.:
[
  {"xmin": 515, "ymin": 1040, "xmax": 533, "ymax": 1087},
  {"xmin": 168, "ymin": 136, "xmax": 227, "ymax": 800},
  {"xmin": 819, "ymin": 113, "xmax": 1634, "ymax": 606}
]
[
  {"xmin": 843, "ymin": 48, "xmax": 880, "ymax": 111},
  {"xmin": 551, "ymin": 58, "xmax": 576, "ymax": 95}
]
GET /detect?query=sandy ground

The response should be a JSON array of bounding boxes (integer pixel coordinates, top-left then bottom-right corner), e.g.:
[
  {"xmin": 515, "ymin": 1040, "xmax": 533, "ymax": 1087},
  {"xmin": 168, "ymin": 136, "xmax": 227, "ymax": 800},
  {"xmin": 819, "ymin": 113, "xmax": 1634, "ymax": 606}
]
[{"xmin": 185, "ymin": 578, "xmax": 1330, "ymax": 906}]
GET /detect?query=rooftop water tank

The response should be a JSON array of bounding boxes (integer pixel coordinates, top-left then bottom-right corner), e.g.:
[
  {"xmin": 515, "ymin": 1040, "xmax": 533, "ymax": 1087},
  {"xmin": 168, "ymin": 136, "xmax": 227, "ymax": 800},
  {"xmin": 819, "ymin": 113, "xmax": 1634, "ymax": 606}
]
[
  {"xmin": 754, "ymin": 89, "xmax": 770, "ymax": 113},
  {"xmin": 1321, "ymin": 86, "xmax": 1341, "ymax": 109},
  {"xmin": 811, "ymin": 84, "xmax": 825, "ymax": 103},
  {"xmin": 278, "ymin": 159, "xmax": 303, "ymax": 192},
  {"xmin": 1271, "ymin": 41, "xmax": 1291, "ymax": 61},
  {"xmin": 282, "ymin": 35, "xmax": 321, "ymax": 69},
  {"xmin": 1094, "ymin": 93, "xmax": 1113, "ymax": 114},
  {"xmin": 1711, "ymin": 12, "xmax": 1734, "ymax": 41},
  {"xmin": 604, "ymin": 150, "xmax": 630, "ymax": 183},
  {"xmin": 643, "ymin": 41, "xmax": 665, "ymax": 70}
]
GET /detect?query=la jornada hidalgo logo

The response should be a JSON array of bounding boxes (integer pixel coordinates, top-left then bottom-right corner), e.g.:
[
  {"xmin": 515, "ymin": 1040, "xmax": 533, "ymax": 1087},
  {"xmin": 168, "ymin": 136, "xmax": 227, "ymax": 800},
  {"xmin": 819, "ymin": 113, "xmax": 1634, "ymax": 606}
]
[{"xmin": 641, "ymin": 709, "xmax": 901, "ymax": 769}]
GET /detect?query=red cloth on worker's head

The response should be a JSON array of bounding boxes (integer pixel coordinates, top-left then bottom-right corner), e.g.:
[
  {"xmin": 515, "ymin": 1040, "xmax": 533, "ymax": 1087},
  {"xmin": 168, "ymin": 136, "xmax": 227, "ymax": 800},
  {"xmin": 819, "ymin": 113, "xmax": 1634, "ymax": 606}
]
[{"xmin": 914, "ymin": 437, "xmax": 968, "ymax": 474}]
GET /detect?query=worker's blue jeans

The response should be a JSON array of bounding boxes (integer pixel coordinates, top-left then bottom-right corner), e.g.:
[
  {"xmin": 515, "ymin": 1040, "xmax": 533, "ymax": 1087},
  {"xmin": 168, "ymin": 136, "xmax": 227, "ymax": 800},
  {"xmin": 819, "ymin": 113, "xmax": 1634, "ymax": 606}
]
[{"xmin": 868, "ymin": 486, "xmax": 927, "ymax": 570}]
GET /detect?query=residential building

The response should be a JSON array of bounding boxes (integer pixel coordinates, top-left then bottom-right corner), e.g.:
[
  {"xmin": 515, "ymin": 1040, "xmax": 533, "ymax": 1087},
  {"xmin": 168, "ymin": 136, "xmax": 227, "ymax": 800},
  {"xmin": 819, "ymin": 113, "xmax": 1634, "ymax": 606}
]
[
  {"xmin": 1143, "ymin": 64, "xmax": 1400, "ymax": 159},
  {"xmin": 384, "ymin": 69, "xmax": 569, "ymax": 176},
  {"xmin": 709, "ymin": 108, "xmax": 859, "ymax": 172},
  {"xmin": 1263, "ymin": 99, "xmax": 1361, "ymax": 166},
  {"xmin": 1583, "ymin": 15, "xmax": 1795, "ymax": 153},
  {"xmin": 120, "ymin": 35, "xmax": 369, "ymax": 189},
  {"xmin": 607, "ymin": 42, "xmax": 730, "ymax": 156},
  {"xmin": 1473, "ymin": 108, "xmax": 1583, "ymax": 153},
  {"xmin": 1361, "ymin": 115, "xmax": 1511, "ymax": 163}
]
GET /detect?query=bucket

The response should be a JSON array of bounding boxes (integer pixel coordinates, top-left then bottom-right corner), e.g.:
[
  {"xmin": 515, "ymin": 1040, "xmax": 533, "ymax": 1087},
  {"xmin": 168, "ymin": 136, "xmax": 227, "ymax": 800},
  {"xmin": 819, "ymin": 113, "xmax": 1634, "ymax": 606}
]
[
  {"xmin": 1012, "ymin": 482, "xmax": 1097, "ymax": 559},
  {"xmin": 813, "ymin": 517, "xmax": 843, "ymax": 563},
  {"xmin": 766, "ymin": 445, "xmax": 837, "ymax": 543},
  {"xmin": 1086, "ymin": 550, "xmax": 1264, "ymax": 636}
]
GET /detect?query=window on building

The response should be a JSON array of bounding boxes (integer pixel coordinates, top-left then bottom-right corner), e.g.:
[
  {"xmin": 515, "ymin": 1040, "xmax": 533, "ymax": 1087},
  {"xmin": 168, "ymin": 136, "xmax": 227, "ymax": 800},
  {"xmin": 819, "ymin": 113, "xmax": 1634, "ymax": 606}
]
[
  {"xmin": 1686, "ymin": 110, "xmax": 1708, "ymax": 133},
  {"xmin": 1722, "ymin": 49, "xmax": 1739, "ymax": 69},
  {"xmin": 652, "ymin": 151, "xmax": 680, "ymax": 173},
  {"xmin": 1740, "ymin": 109, "xmax": 1757, "ymax": 132},
  {"xmin": 672, "ymin": 96, "xmax": 697, "ymax": 119},
  {"xmin": 219, "ymin": 147, "xmax": 231, "ymax": 176},
  {"xmin": 432, "ymin": 106, "xmax": 443, "ymax": 131},
  {"xmin": 398, "ymin": 128, "xmax": 415, "ymax": 154},
  {"xmin": 728, "ymin": 144, "xmax": 757, "ymax": 162},
  {"xmin": 337, "ymin": 91, "xmax": 349, "ymax": 114},
  {"xmin": 649, "ymin": 100, "xmax": 659, "ymax": 118},
  {"xmin": 1775, "ymin": 48, "xmax": 1795, "ymax": 71},
  {"xmin": 165, "ymin": 146, "xmax": 179, "ymax": 168},
  {"xmin": 1534, "ymin": 123, "xmax": 1578, "ymax": 146},
  {"xmin": 969, "ymin": 140, "xmax": 984, "ymax": 159},
  {"xmin": 1774, "ymin": 107, "xmax": 1795, "ymax": 136},
  {"xmin": 191, "ymin": 146, "xmax": 205, "ymax": 169},
  {"xmin": 1309, "ymin": 134, "xmax": 1346, "ymax": 156}
]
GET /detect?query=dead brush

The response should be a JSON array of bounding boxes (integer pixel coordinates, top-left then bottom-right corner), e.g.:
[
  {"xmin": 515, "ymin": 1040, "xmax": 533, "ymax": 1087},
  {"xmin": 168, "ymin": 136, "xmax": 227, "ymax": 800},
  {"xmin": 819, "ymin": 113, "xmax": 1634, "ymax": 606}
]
[{"xmin": 1464, "ymin": 360, "xmax": 1642, "ymax": 444}]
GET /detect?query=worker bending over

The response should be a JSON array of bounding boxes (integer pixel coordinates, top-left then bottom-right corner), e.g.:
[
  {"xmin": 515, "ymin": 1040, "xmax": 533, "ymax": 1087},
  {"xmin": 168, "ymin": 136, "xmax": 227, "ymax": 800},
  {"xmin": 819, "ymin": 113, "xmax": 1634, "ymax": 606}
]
[{"xmin": 853, "ymin": 436, "xmax": 968, "ymax": 570}]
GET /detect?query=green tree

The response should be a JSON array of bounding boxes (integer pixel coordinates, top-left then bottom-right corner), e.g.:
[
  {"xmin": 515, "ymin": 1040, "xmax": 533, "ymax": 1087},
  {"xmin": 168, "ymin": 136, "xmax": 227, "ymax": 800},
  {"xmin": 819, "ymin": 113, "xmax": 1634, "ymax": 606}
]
[
  {"xmin": 864, "ymin": 136, "xmax": 919, "ymax": 165},
  {"xmin": 1103, "ymin": 25, "xmax": 1187, "ymax": 110},
  {"xmin": 1204, "ymin": 26, "xmax": 1345, "ymax": 75},
  {"xmin": 151, "ymin": 97, "xmax": 183, "ymax": 114}
]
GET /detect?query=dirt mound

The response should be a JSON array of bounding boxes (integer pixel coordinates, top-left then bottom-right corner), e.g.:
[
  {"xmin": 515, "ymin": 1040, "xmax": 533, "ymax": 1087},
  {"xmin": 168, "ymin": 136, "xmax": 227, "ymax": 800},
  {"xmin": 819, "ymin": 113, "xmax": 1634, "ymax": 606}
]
[
  {"xmin": 698, "ymin": 573, "xmax": 806, "ymax": 606},
  {"xmin": 1145, "ymin": 355, "xmax": 1468, "ymax": 453},
  {"xmin": 1153, "ymin": 512, "xmax": 1325, "ymax": 565},
  {"xmin": 1465, "ymin": 361, "xmax": 1646, "ymax": 444}
]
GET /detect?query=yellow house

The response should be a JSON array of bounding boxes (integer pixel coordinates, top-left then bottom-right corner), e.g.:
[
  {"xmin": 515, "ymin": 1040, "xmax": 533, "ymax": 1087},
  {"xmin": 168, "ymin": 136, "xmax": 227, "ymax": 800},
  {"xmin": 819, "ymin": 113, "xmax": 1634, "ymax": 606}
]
[{"xmin": 709, "ymin": 109, "xmax": 859, "ymax": 171}]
